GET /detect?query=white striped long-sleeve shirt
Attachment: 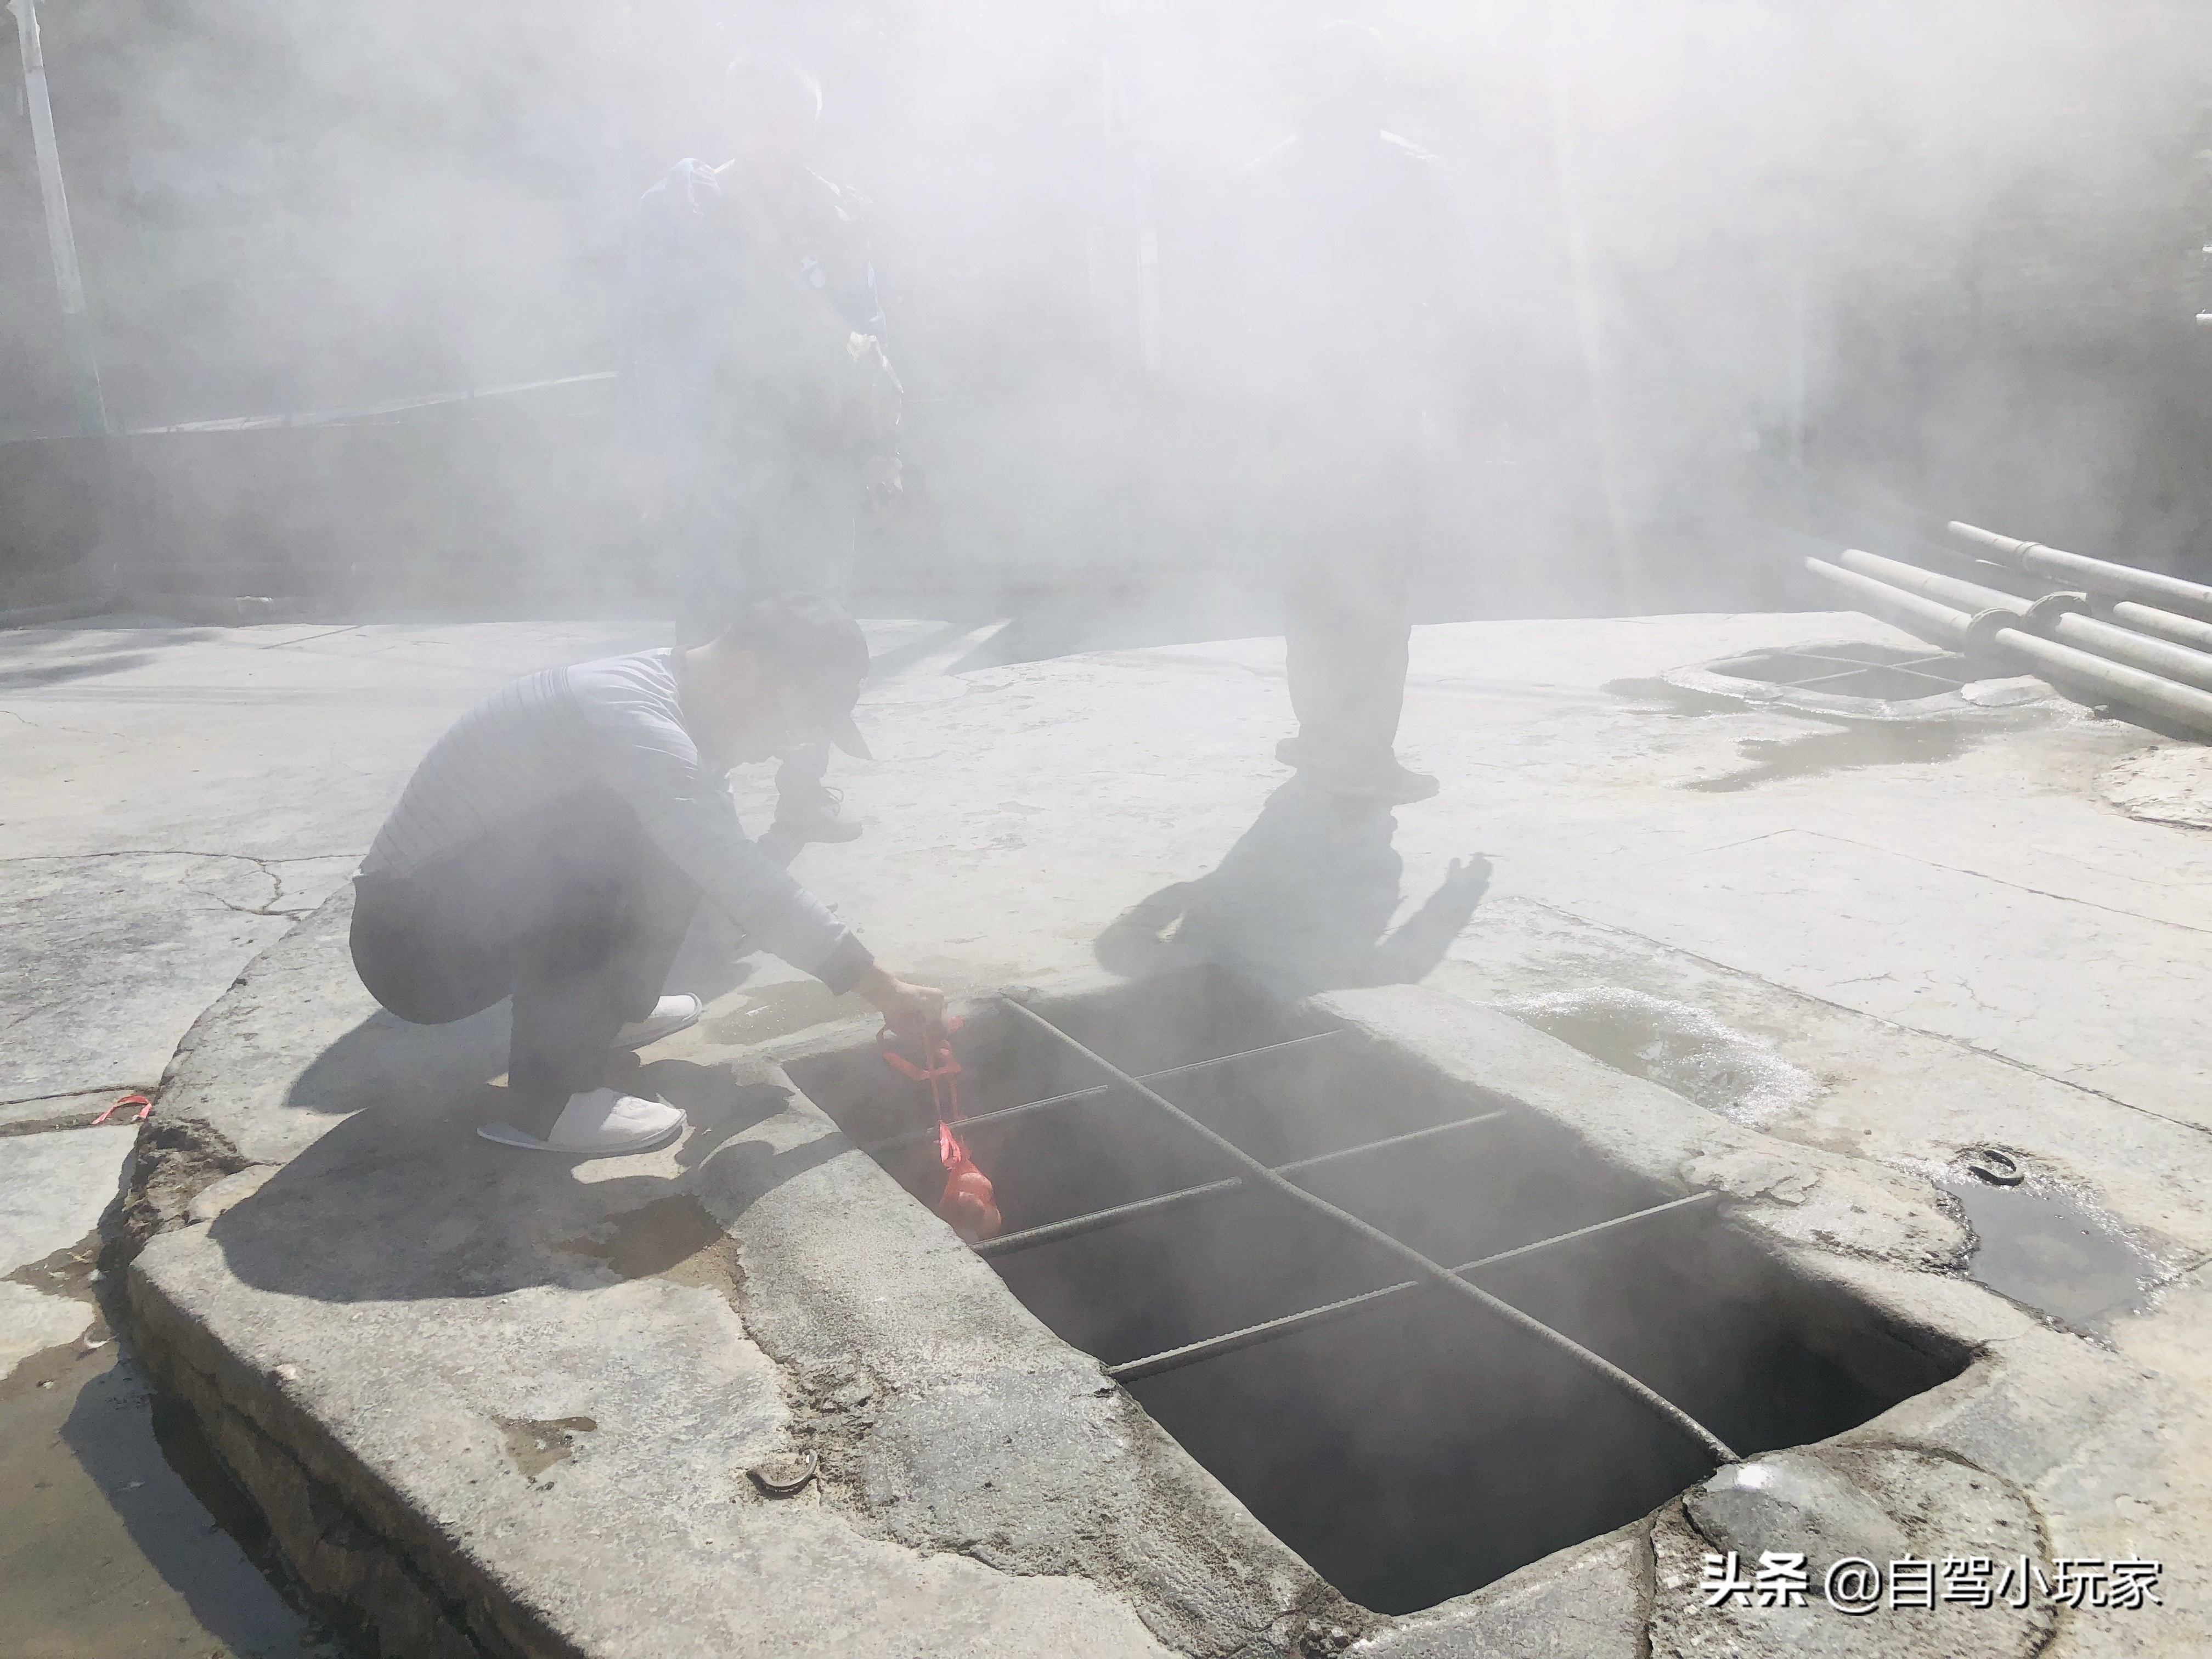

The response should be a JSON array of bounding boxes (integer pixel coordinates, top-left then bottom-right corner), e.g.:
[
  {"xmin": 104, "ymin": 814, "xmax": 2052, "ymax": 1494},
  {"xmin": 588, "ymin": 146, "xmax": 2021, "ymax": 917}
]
[{"xmin": 360, "ymin": 650, "xmax": 868, "ymax": 991}]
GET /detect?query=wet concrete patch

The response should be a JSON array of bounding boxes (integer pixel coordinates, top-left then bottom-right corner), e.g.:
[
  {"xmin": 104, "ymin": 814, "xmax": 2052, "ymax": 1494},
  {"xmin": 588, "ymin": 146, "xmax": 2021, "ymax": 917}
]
[
  {"xmin": 7, "ymin": 1226, "xmax": 103, "ymax": 1305},
  {"xmin": 1601, "ymin": 676, "xmax": 1753, "ymax": 716},
  {"xmin": 497, "ymin": 1415, "xmax": 599, "ymax": 1482},
  {"xmin": 1940, "ymin": 1158, "xmax": 2160, "ymax": 1332},
  {"xmin": 556, "ymin": 1193, "xmax": 746, "ymax": 1300},
  {"xmin": 1497, "ymin": 988, "xmax": 1821, "ymax": 1126}
]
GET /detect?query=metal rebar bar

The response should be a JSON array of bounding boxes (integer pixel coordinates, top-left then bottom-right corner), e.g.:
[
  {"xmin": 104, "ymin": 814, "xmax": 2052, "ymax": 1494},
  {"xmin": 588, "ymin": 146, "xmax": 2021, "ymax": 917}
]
[
  {"xmin": 1778, "ymin": 653, "xmax": 1970, "ymax": 692},
  {"xmin": 1104, "ymin": 1192, "xmax": 1720, "ymax": 1382},
  {"xmin": 977, "ymin": 1109, "xmax": 1510, "ymax": 1259},
  {"xmin": 861, "ymin": 1030, "xmax": 1339, "ymax": 1154},
  {"xmin": 1002, "ymin": 998, "xmax": 1739, "ymax": 1466}
]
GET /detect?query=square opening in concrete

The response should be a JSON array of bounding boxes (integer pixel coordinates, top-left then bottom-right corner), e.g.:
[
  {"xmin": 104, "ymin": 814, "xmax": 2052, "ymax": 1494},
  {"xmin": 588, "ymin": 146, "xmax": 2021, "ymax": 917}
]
[
  {"xmin": 789, "ymin": 974, "xmax": 1963, "ymax": 1616},
  {"xmin": 1703, "ymin": 642, "xmax": 1977, "ymax": 702}
]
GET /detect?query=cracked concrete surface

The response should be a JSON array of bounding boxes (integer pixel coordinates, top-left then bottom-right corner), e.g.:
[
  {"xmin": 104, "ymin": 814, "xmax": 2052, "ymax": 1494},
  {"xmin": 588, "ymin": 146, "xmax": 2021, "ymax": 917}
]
[
  {"xmin": 0, "ymin": 619, "xmax": 663, "ymax": 1101},
  {"xmin": 9, "ymin": 608, "xmax": 2212, "ymax": 1654}
]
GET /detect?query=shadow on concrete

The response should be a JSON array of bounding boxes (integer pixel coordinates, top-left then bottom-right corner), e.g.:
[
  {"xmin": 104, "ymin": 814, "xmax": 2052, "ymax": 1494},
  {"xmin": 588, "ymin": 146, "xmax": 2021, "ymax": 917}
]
[
  {"xmin": 0, "ymin": 650, "xmax": 159, "ymax": 688},
  {"xmin": 1094, "ymin": 774, "xmax": 1492, "ymax": 998},
  {"xmin": 212, "ymin": 1020, "xmax": 838, "ymax": 1306},
  {"xmin": 1681, "ymin": 716, "xmax": 1983, "ymax": 793}
]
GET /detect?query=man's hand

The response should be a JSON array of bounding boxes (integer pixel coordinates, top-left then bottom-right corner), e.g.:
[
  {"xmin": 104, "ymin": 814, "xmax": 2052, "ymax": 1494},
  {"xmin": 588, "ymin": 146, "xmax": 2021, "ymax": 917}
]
[{"xmin": 855, "ymin": 963, "xmax": 945, "ymax": 1038}]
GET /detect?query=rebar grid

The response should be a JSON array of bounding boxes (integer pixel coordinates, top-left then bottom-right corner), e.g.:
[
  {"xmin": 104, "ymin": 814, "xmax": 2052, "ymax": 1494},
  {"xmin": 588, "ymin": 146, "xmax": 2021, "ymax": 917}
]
[
  {"xmin": 1000, "ymin": 997, "xmax": 1739, "ymax": 1468},
  {"xmin": 862, "ymin": 1030, "xmax": 1340, "ymax": 1154},
  {"xmin": 1105, "ymin": 1191, "xmax": 1720, "ymax": 1381},
  {"xmin": 1775, "ymin": 652, "xmax": 1970, "ymax": 692},
  {"xmin": 976, "ymin": 1108, "xmax": 1510, "ymax": 1259}
]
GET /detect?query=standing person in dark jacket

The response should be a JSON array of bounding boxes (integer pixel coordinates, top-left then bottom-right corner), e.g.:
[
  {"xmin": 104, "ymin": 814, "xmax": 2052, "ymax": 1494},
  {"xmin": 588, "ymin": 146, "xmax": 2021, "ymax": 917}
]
[
  {"xmin": 351, "ymin": 591, "xmax": 941, "ymax": 1158},
  {"xmin": 621, "ymin": 52, "xmax": 900, "ymax": 844},
  {"xmin": 1226, "ymin": 21, "xmax": 1471, "ymax": 803}
]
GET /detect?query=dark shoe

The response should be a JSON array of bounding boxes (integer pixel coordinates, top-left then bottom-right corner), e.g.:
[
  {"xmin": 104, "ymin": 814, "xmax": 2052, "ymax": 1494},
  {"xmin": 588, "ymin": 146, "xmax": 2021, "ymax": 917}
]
[
  {"xmin": 1312, "ymin": 755, "xmax": 1439, "ymax": 804},
  {"xmin": 774, "ymin": 786, "xmax": 864, "ymax": 843}
]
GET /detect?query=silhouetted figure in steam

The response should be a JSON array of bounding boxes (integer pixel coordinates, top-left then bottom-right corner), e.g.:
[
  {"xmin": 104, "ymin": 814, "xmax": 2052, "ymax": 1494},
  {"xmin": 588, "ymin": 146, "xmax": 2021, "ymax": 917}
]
[
  {"xmin": 621, "ymin": 53, "xmax": 900, "ymax": 844},
  {"xmin": 1226, "ymin": 22, "xmax": 1471, "ymax": 803}
]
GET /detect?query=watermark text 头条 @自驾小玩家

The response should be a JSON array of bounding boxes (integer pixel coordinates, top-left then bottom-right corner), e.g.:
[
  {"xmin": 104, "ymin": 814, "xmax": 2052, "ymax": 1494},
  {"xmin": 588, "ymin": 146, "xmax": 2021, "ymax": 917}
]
[{"xmin": 1698, "ymin": 1551, "xmax": 2163, "ymax": 1613}]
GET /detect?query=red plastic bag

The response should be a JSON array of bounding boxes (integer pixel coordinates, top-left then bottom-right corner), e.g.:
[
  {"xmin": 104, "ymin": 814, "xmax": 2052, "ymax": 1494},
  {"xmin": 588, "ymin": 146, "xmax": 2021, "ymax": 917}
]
[
  {"xmin": 880, "ymin": 1015, "xmax": 1000, "ymax": 1243},
  {"xmin": 939, "ymin": 1155, "xmax": 1001, "ymax": 1244}
]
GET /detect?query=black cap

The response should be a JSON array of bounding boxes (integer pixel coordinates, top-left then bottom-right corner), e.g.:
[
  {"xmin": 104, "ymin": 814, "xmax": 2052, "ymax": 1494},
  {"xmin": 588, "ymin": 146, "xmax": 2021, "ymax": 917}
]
[{"xmin": 717, "ymin": 591, "xmax": 873, "ymax": 760}]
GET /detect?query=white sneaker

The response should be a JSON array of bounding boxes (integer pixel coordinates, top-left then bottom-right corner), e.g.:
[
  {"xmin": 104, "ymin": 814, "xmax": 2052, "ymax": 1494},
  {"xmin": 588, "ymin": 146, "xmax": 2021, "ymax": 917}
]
[
  {"xmin": 477, "ymin": 1088, "xmax": 687, "ymax": 1155},
  {"xmin": 615, "ymin": 994, "xmax": 703, "ymax": 1051}
]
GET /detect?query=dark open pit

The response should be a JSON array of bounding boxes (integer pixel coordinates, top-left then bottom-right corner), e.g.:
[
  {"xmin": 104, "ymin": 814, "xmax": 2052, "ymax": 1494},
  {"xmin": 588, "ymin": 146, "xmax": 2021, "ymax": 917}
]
[{"xmin": 789, "ymin": 973, "xmax": 1963, "ymax": 1616}]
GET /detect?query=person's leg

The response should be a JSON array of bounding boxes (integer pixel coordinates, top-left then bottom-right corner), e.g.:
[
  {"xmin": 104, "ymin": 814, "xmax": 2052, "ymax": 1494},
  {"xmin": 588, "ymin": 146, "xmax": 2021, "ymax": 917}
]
[
  {"xmin": 1279, "ymin": 454, "xmax": 1426, "ymax": 797},
  {"xmin": 349, "ymin": 859, "xmax": 517, "ymax": 1029},
  {"xmin": 501, "ymin": 795, "xmax": 700, "ymax": 1137},
  {"xmin": 669, "ymin": 458, "xmax": 762, "ymax": 650},
  {"xmin": 766, "ymin": 455, "xmax": 863, "ymax": 837},
  {"xmin": 1284, "ymin": 560, "xmax": 1408, "ymax": 755}
]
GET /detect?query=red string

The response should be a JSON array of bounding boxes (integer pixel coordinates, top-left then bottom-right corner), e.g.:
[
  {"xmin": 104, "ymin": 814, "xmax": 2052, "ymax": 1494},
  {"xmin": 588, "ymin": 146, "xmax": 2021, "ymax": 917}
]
[{"xmin": 878, "ymin": 1015, "xmax": 1000, "ymax": 1242}]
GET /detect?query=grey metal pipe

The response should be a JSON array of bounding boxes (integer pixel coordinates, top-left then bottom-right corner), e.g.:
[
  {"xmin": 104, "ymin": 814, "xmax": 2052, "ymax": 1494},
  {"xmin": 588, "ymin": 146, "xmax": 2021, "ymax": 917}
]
[
  {"xmin": 1987, "ymin": 628, "xmax": 2212, "ymax": 735},
  {"xmin": 1802, "ymin": 557, "xmax": 1970, "ymax": 649},
  {"xmin": 1804, "ymin": 557, "xmax": 2212, "ymax": 738},
  {"xmin": 2052, "ymin": 610, "xmax": 2212, "ymax": 696},
  {"xmin": 1003, "ymin": 997, "xmax": 1741, "ymax": 1467},
  {"xmin": 1837, "ymin": 549, "xmax": 2212, "ymax": 695},
  {"xmin": 2096, "ymin": 596, "xmax": 2212, "ymax": 658},
  {"xmin": 1949, "ymin": 521, "xmax": 2212, "ymax": 624},
  {"xmin": 1836, "ymin": 548, "xmax": 2027, "ymax": 617}
]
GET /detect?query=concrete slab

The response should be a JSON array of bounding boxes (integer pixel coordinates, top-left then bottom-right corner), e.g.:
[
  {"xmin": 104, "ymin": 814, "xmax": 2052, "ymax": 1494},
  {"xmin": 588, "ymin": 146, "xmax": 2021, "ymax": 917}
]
[
  {"xmin": 8, "ymin": 607, "xmax": 2211, "ymax": 1654},
  {"xmin": 1, "ymin": 1128, "xmax": 128, "ymax": 1271}
]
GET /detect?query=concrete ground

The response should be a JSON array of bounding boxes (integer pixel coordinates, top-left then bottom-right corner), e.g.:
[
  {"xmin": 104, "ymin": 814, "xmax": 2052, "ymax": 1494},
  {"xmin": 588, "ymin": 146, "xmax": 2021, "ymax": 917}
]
[
  {"xmin": 1, "ymin": 618, "xmax": 659, "ymax": 1656},
  {"xmin": 4, "ymin": 607, "xmax": 2210, "ymax": 1655}
]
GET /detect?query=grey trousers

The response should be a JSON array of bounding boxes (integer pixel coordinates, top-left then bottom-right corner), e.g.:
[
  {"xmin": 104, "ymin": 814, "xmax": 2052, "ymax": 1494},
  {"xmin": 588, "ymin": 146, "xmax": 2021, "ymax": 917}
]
[
  {"xmin": 350, "ymin": 792, "xmax": 699, "ymax": 1137},
  {"xmin": 669, "ymin": 445, "xmax": 860, "ymax": 800},
  {"xmin": 1277, "ymin": 441, "xmax": 1419, "ymax": 770},
  {"xmin": 1284, "ymin": 550, "xmax": 1413, "ymax": 769}
]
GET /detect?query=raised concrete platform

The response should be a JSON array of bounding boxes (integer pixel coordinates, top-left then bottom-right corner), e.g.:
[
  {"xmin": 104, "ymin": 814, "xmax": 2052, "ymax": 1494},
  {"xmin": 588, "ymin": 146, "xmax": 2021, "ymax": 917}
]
[{"xmin": 11, "ymin": 608, "xmax": 2212, "ymax": 1655}]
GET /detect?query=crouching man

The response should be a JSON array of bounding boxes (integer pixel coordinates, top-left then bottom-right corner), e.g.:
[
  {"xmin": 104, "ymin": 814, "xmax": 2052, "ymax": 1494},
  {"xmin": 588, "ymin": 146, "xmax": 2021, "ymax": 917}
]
[{"xmin": 349, "ymin": 591, "xmax": 940, "ymax": 1156}]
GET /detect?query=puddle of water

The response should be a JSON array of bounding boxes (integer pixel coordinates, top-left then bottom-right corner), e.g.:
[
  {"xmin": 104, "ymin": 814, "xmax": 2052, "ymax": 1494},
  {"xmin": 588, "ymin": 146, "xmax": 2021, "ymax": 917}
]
[
  {"xmin": 495, "ymin": 1414, "xmax": 597, "ymax": 1482},
  {"xmin": 1682, "ymin": 719, "xmax": 1980, "ymax": 793},
  {"xmin": 0, "ymin": 1333, "xmax": 347, "ymax": 1658},
  {"xmin": 1940, "ymin": 1171, "xmax": 2158, "ymax": 1332},
  {"xmin": 1497, "ymin": 988, "xmax": 1821, "ymax": 1126},
  {"xmin": 1600, "ymin": 676, "xmax": 1758, "ymax": 716}
]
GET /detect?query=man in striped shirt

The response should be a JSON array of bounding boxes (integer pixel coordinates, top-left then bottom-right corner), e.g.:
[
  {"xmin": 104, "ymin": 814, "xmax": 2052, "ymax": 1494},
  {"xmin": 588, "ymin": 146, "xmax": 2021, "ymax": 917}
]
[{"xmin": 350, "ymin": 591, "xmax": 940, "ymax": 1156}]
